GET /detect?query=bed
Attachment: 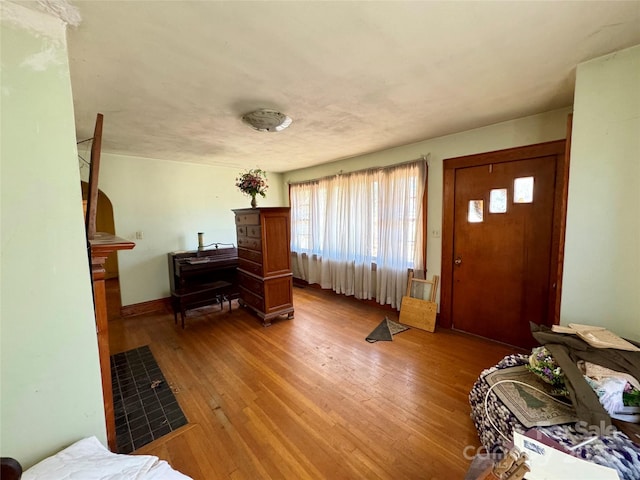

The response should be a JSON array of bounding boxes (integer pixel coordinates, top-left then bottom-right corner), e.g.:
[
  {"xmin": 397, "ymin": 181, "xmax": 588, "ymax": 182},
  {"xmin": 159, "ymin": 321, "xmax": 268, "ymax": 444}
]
[
  {"xmin": 1, "ymin": 436, "xmax": 191, "ymax": 480},
  {"xmin": 469, "ymin": 354, "xmax": 640, "ymax": 480}
]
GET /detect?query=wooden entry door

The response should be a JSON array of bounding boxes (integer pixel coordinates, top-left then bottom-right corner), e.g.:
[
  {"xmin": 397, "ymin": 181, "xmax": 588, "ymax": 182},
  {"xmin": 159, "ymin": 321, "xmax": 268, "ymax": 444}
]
[{"xmin": 440, "ymin": 141, "xmax": 569, "ymax": 349}]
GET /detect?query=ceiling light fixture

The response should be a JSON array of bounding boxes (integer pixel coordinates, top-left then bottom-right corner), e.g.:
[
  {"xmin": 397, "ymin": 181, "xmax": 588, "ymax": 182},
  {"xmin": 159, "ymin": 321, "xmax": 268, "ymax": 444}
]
[{"xmin": 242, "ymin": 109, "xmax": 292, "ymax": 132}]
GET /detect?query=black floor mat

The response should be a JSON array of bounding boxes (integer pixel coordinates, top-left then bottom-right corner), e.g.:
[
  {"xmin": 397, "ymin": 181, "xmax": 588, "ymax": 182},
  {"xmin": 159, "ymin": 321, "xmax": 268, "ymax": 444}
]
[
  {"xmin": 365, "ymin": 317, "xmax": 409, "ymax": 342},
  {"xmin": 111, "ymin": 345, "xmax": 187, "ymax": 453}
]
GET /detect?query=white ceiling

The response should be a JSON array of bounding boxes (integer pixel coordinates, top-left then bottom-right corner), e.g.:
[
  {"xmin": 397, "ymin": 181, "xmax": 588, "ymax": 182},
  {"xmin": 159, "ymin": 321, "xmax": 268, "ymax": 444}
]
[{"xmin": 65, "ymin": 1, "xmax": 640, "ymax": 173}]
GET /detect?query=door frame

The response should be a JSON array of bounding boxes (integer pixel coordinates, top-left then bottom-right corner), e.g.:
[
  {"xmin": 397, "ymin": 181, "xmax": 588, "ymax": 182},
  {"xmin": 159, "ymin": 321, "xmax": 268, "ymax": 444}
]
[{"xmin": 439, "ymin": 138, "xmax": 570, "ymax": 331}]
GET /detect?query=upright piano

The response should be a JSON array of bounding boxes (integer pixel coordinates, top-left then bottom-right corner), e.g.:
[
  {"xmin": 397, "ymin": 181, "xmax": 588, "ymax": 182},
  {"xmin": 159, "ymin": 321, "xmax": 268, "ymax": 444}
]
[{"xmin": 168, "ymin": 247, "xmax": 239, "ymax": 327}]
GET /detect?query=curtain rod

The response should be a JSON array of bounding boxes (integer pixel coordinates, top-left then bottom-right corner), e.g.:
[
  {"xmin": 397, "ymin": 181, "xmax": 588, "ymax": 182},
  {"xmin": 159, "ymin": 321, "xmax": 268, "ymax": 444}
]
[{"xmin": 287, "ymin": 154, "xmax": 430, "ymax": 185}]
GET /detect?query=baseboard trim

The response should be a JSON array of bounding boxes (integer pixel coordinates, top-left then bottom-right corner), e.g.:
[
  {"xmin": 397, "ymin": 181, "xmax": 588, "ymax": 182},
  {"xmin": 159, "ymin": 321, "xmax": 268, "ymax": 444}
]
[
  {"xmin": 293, "ymin": 278, "xmax": 400, "ymax": 313},
  {"xmin": 120, "ymin": 297, "xmax": 171, "ymax": 317}
]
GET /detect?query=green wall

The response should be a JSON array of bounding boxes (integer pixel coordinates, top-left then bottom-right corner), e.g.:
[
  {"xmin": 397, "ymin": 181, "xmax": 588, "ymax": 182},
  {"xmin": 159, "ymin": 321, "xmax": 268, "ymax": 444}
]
[
  {"xmin": 0, "ymin": 4, "xmax": 107, "ymax": 467},
  {"xmin": 284, "ymin": 45, "xmax": 640, "ymax": 342},
  {"xmin": 284, "ymin": 107, "xmax": 572, "ymax": 296},
  {"xmin": 1, "ymin": 3, "xmax": 635, "ymax": 469},
  {"xmin": 90, "ymin": 153, "xmax": 286, "ymax": 306},
  {"xmin": 561, "ymin": 45, "xmax": 640, "ymax": 341}
]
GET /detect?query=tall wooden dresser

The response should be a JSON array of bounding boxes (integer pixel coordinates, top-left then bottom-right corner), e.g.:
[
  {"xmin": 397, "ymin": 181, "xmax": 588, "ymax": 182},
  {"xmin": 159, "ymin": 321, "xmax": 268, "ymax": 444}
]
[{"xmin": 233, "ymin": 207, "xmax": 294, "ymax": 325}]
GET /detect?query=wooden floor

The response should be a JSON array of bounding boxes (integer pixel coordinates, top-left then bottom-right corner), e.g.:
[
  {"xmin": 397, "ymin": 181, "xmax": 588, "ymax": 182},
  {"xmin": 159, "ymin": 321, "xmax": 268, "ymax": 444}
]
[{"xmin": 108, "ymin": 283, "xmax": 518, "ymax": 480}]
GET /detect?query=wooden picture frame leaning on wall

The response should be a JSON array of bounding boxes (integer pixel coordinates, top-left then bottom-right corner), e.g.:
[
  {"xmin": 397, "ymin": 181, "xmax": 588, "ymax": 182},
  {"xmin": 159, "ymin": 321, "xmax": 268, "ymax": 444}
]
[{"xmin": 399, "ymin": 270, "xmax": 439, "ymax": 332}]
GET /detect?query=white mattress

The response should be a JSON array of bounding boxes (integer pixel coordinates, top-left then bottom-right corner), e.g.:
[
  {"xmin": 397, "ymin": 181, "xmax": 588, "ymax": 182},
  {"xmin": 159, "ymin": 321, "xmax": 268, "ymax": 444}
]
[{"xmin": 23, "ymin": 436, "xmax": 192, "ymax": 480}]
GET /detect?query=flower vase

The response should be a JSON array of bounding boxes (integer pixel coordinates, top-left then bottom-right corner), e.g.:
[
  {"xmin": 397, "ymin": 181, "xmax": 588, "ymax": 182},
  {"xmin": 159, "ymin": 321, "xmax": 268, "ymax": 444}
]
[{"xmin": 250, "ymin": 194, "xmax": 257, "ymax": 208}]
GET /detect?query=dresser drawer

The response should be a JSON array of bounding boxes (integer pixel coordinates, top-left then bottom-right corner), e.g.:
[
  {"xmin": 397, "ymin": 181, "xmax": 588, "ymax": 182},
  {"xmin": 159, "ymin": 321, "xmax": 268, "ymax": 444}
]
[
  {"xmin": 246, "ymin": 225, "xmax": 261, "ymax": 238},
  {"xmin": 238, "ymin": 272, "xmax": 264, "ymax": 297},
  {"xmin": 240, "ymin": 287, "xmax": 265, "ymax": 311},
  {"xmin": 235, "ymin": 213, "xmax": 260, "ymax": 225},
  {"xmin": 238, "ymin": 247, "xmax": 262, "ymax": 265},
  {"xmin": 237, "ymin": 224, "xmax": 261, "ymax": 238},
  {"xmin": 238, "ymin": 258, "xmax": 263, "ymax": 277},
  {"xmin": 237, "ymin": 235, "xmax": 261, "ymax": 252}
]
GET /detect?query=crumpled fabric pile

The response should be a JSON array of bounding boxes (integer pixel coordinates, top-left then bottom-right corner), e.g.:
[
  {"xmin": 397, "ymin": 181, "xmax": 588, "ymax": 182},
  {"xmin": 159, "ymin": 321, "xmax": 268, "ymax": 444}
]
[{"xmin": 581, "ymin": 360, "xmax": 640, "ymax": 423}]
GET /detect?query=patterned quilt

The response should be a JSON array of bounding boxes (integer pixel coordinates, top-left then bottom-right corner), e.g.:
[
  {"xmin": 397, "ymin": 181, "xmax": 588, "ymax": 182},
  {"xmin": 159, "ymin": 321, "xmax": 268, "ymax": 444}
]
[{"xmin": 469, "ymin": 354, "xmax": 640, "ymax": 480}]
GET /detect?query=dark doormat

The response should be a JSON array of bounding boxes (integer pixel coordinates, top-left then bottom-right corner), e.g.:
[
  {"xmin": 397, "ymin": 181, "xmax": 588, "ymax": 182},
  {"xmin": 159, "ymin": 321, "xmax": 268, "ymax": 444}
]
[
  {"xmin": 111, "ymin": 345, "xmax": 188, "ymax": 453},
  {"xmin": 365, "ymin": 317, "xmax": 409, "ymax": 342}
]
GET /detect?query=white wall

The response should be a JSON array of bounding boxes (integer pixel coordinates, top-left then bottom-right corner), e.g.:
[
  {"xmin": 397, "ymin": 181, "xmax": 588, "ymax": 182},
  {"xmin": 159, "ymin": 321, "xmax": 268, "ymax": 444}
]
[
  {"xmin": 284, "ymin": 107, "xmax": 572, "ymax": 290},
  {"xmin": 0, "ymin": 4, "xmax": 107, "ymax": 466},
  {"xmin": 561, "ymin": 45, "xmax": 640, "ymax": 341},
  {"xmin": 94, "ymin": 153, "xmax": 286, "ymax": 306}
]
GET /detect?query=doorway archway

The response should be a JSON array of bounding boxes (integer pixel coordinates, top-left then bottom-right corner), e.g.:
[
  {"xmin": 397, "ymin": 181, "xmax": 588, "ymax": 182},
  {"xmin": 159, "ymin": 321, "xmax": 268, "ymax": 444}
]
[{"xmin": 81, "ymin": 181, "xmax": 119, "ymax": 279}]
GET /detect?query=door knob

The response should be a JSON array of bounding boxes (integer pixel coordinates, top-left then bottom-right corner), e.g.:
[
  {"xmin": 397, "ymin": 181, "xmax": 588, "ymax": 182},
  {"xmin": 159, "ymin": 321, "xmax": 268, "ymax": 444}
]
[{"xmin": 454, "ymin": 256, "xmax": 462, "ymax": 266}]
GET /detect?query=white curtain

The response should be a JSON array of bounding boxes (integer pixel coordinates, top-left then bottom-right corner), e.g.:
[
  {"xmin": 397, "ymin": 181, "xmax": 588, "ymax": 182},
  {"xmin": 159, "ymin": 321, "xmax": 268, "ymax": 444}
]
[{"xmin": 290, "ymin": 161, "xmax": 426, "ymax": 308}]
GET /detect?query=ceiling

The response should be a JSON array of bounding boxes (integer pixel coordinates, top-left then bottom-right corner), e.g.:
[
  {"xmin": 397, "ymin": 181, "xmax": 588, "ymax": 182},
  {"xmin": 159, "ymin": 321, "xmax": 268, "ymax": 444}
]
[{"xmin": 63, "ymin": 1, "xmax": 640, "ymax": 173}]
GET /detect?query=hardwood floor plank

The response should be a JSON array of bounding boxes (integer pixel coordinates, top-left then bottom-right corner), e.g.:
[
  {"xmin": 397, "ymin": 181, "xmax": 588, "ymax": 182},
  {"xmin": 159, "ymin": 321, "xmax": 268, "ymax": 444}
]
[{"xmin": 108, "ymin": 282, "xmax": 519, "ymax": 479}]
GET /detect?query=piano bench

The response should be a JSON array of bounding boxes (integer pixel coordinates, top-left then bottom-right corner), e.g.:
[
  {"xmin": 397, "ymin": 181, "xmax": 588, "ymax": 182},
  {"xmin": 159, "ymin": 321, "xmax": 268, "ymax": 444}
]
[{"xmin": 171, "ymin": 280, "xmax": 236, "ymax": 328}]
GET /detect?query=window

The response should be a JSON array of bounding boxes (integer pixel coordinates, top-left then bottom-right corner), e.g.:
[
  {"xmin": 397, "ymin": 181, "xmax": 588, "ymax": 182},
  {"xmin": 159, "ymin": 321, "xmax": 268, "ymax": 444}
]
[
  {"xmin": 514, "ymin": 176, "xmax": 534, "ymax": 203},
  {"xmin": 468, "ymin": 200, "xmax": 484, "ymax": 223},
  {"xmin": 289, "ymin": 161, "xmax": 427, "ymax": 308},
  {"xmin": 291, "ymin": 186, "xmax": 312, "ymax": 252},
  {"xmin": 489, "ymin": 188, "xmax": 507, "ymax": 213}
]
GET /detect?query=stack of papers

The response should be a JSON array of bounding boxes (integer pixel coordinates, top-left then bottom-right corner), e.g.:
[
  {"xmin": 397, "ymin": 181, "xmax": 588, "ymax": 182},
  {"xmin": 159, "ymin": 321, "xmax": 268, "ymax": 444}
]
[
  {"xmin": 514, "ymin": 431, "xmax": 620, "ymax": 479},
  {"xmin": 551, "ymin": 324, "xmax": 639, "ymax": 351}
]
